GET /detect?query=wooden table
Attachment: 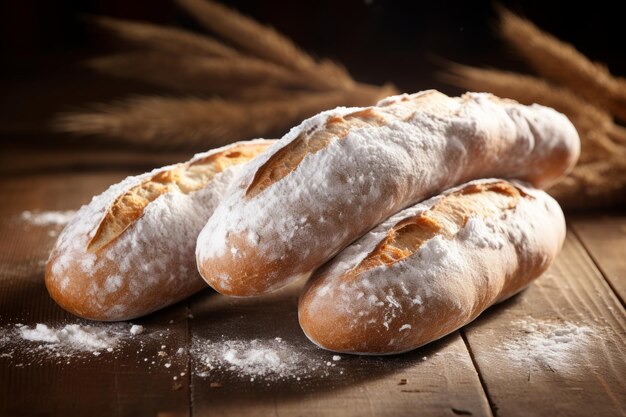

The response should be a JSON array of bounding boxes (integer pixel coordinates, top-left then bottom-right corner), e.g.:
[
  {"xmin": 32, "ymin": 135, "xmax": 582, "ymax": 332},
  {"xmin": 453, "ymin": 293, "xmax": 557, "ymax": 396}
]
[{"xmin": 1, "ymin": 161, "xmax": 625, "ymax": 417}]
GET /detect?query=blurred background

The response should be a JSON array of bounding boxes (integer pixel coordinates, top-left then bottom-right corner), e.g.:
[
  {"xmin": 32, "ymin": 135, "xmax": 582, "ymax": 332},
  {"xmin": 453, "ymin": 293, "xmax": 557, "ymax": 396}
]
[
  {"xmin": 1, "ymin": 0, "xmax": 624, "ymax": 208},
  {"xmin": 2, "ymin": 0, "xmax": 624, "ymax": 143}
]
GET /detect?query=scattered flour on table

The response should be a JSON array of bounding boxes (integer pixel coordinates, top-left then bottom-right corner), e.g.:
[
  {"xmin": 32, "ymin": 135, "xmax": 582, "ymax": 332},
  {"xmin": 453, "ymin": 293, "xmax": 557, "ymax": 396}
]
[
  {"xmin": 2, "ymin": 322, "xmax": 345, "ymax": 382},
  {"xmin": 501, "ymin": 318, "xmax": 597, "ymax": 371},
  {"xmin": 0, "ymin": 322, "xmax": 181, "ymax": 370},
  {"xmin": 20, "ymin": 210, "xmax": 76, "ymax": 226},
  {"xmin": 192, "ymin": 337, "xmax": 343, "ymax": 382}
]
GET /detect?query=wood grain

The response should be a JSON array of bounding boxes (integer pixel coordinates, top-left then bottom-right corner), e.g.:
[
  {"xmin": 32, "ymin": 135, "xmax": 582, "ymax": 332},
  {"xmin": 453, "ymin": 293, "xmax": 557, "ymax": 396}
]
[
  {"xmin": 188, "ymin": 280, "xmax": 493, "ymax": 417},
  {"xmin": 1, "ymin": 169, "xmax": 625, "ymax": 417},
  {"xmin": 0, "ymin": 173, "xmax": 190, "ymax": 417},
  {"xmin": 570, "ymin": 215, "xmax": 626, "ymax": 306},
  {"xmin": 462, "ymin": 232, "xmax": 626, "ymax": 417}
]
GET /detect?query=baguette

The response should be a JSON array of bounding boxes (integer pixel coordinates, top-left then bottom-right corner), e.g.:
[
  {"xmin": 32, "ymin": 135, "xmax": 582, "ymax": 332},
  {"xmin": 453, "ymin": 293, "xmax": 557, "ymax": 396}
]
[
  {"xmin": 45, "ymin": 139, "xmax": 273, "ymax": 321},
  {"xmin": 298, "ymin": 179, "xmax": 565, "ymax": 354},
  {"xmin": 196, "ymin": 90, "xmax": 579, "ymax": 296}
]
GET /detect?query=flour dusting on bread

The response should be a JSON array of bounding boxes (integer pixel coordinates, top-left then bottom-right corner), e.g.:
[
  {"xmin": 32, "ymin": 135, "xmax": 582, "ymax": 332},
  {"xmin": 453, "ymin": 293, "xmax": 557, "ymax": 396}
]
[
  {"xmin": 298, "ymin": 179, "xmax": 566, "ymax": 354},
  {"xmin": 46, "ymin": 139, "xmax": 273, "ymax": 321},
  {"xmin": 197, "ymin": 91, "xmax": 578, "ymax": 296}
]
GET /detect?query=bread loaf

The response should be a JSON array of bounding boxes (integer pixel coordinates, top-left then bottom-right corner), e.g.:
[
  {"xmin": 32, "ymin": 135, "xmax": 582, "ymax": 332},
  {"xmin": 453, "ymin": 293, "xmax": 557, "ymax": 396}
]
[
  {"xmin": 298, "ymin": 179, "xmax": 565, "ymax": 354},
  {"xmin": 196, "ymin": 90, "xmax": 579, "ymax": 296},
  {"xmin": 46, "ymin": 139, "xmax": 273, "ymax": 321}
]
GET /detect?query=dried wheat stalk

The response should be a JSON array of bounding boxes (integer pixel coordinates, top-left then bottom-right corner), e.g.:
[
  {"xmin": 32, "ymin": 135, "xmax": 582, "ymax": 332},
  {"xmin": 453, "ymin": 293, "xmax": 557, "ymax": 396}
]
[
  {"xmin": 175, "ymin": 0, "xmax": 354, "ymax": 89},
  {"xmin": 88, "ymin": 52, "xmax": 312, "ymax": 93},
  {"xmin": 550, "ymin": 158, "xmax": 626, "ymax": 208},
  {"xmin": 55, "ymin": 86, "xmax": 394, "ymax": 150},
  {"xmin": 498, "ymin": 6, "xmax": 626, "ymax": 122},
  {"xmin": 56, "ymin": 0, "xmax": 393, "ymax": 150},
  {"xmin": 89, "ymin": 15, "xmax": 240, "ymax": 58}
]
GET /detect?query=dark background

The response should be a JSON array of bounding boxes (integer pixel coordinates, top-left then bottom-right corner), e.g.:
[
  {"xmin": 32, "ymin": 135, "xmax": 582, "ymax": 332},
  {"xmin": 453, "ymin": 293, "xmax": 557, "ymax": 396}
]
[{"xmin": 1, "ymin": 0, "xmax": 623, "ymax": 145}]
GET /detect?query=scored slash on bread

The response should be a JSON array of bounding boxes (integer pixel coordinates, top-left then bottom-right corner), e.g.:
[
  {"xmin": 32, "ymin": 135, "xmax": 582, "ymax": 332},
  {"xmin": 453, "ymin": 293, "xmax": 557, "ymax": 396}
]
[
  {"xmin": 245, "ymin": 93, "xmax": 460, "ymax": 199},
  {"xmin": 246, "ymin": 108, "xmax": 386, "ymax": 198},
  {"xmin": 298, "ymin": 179, "xmax": 565, "ymax": 355},
  {"xmin": 196, "ymin": 89, "xmax": 580, "ymax": 297},
  {"xmin": 45, "ymin": 139, "xmax": 274, "ymax": 321},
  {"xmin": 347, "ymin": 181, "xmax": 526, "ymax": 280},
  {"xmin": 87, "ymin": 142, "xmax": 270, "ymax": 253}
]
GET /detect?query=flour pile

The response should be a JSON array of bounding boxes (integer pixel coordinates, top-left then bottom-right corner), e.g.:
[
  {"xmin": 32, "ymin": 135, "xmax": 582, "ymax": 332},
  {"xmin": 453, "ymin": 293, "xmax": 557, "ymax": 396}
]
[
  {"xmin": 192, "ymin": 337, "xmax": 342, "ymax": 381},
  {"xmin": 501, "ymin": 318, "xmax": 596, "ymax": 371},
  {"xmin": 0, "ymin": 322, "xmax": 177, "ymax": 366},
  {"xmin": 1, "ymin": 322, "xmax": 343, "ymax": 382},
  {"xmin": 18, "ymin": 323, "xmax": 120, "ymax": 351},
  {"xmin": 0, "ymin": 323, "xmax": 129, "ymax": 361}
]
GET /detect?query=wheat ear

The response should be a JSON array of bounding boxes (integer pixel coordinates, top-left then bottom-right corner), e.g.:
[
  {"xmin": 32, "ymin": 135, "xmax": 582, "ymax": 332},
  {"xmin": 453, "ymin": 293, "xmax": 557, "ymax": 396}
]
[
  {"xmin": 88, "ymin": 52, "xmax": 313, "ymax": 93},
  {"xmin": 89, "ymin": 15, "xmax": 240, "ymax": 58},
  {"xmin": 54, "ymin": 92, "xmax": 366, "ymax": 149},
  {"xmin": 175, "ymin": 0, "xmax": 354, "ymax": 89},
  {"xmin": 498, "ymin": 7, "xmax": 626, "ymax": 121}
]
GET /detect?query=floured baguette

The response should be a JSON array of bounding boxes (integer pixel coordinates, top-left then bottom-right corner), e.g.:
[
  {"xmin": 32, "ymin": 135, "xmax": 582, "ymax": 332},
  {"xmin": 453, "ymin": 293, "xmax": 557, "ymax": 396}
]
[
  {"xmin": 46, "ymin": 139, "xmax": 274, "ymax": 321},
  {"xmin": 298, "ymin": 179, "xmax": 566, "ymax": 354},
  {"xmin": 196, "ymin": 90, "xmax": 579, "ymax": 296}
]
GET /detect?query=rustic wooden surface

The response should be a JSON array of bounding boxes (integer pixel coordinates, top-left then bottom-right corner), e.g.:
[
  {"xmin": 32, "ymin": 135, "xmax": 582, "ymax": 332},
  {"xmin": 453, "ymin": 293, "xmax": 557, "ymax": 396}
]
[
  {"xmin": 0, "ymin": 167, "xmax": 625, "ymax": 417},
  {"xmin": 571, "ymin": 216, "xmax": 626, "ymax": 306}
]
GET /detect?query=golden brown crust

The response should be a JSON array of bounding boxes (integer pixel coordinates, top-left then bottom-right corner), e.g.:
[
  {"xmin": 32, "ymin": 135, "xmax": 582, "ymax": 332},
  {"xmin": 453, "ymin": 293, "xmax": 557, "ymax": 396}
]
[
  {"xmin": 246, "ymin": 108, "xmax": 386, "ymax": 198},
  {"xmin": 88, "ymin": 143, "xmax": 269, "ymax": 252},
  {"xmin": 197, "ymin": 90, "xmax": 579, "ymax": 297},
  {"xmin": 350, "ymin": 181, "xmax": 524, "ymax": 280},
  {"xmin": 46, "ymin": 140, "xmax": 273, "ymax": 321},
  {"xmin": 245, "ymin": 93, "xmax": 459, "ymax": 199},
  {"xmin": 298, "ymin": 180, "xmax": 565, "ymax": 354}
]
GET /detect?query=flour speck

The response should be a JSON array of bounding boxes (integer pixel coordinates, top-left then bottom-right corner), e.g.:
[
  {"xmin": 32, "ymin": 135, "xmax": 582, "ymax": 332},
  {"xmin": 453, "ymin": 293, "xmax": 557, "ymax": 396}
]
[{"xmin": 20, "ymin": 210, "xmax": 76, "ymax": 226}]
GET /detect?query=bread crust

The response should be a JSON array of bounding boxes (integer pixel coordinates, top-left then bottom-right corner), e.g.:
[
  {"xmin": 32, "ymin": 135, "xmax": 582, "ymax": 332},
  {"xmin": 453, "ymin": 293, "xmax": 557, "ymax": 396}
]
[
  {"xmin": 45, "ymin": 139, "xmax": 273, "ymax": 321},
  {"xmin": 298, "ymin": 179, "xmax": 566, "ymax": 354},
  {"xmin": 196, "ymin": 90, "xmax": 579, "ymax": 296}
]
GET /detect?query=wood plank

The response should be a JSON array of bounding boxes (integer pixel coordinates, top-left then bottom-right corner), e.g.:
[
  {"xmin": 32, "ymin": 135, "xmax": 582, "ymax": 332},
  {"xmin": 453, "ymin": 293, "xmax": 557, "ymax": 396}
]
[
  {"xmin": 0, "ymin": 173, "xmax": 190, "ymax": 417},
  {"xmin": 570, "ymin": 214, "xmax": 626, "ymax": 306},
  {"xmin": 188, "ymin": 280, "xmax": 493, "ymax": 417},
  {"xmin": 462, "ymin": 232, "xmax": 626, "ymax": 417}
]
